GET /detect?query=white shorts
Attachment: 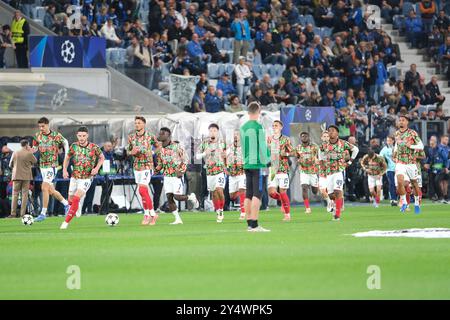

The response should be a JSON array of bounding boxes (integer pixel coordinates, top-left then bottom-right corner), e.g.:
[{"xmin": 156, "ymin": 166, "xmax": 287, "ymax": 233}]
[
  {"xmin": 396, "ymin": 172, "xmax": 423, "ymax": 188},
  {"xmin": 300, "ymin": 172, "xmax": 319, "ymax": 188},
  {"xmin": 164, "ymin": 176, "xmax": 184, "ymax": 195},
  {"xmin": 319, "ymin": 176, "xmax": 328, "ymax": 189},
  {"xmin": 134, "ymin": 169, "xmax": 152, "ymax": 185},
  {"xmin": 268, "ymin": 173, "xmax": 290, "ymax": 189},
  {"xmin": 41, "ymin": 167, "xmax": 58, "ymax": 184},
  {"xmin": 395, "ymin": 163, "xmax": 419, "ymax": 181},
  {"xmin": 229, "ymin": 174, "xmax": 246, "ymax": 193},
  {"xmin": 368, "ymin": 175, "xmax": 383, "ymax": 189},
  {"xmin": 326, "ymin": 172, "xmax": 345, "ymax": 192},
  {"xmin": 207, "ymin": 172, "xmax": 226, "ymax": 192},
  {"xmin": 69, "ymin": 177, "xmax": 93, "ymax": 195}
]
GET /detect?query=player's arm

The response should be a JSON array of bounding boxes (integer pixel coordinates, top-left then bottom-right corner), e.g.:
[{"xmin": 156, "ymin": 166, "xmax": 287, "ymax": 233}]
[
  {"xmin": 31, "ymin": 136, "xmax": 39, "ymax": 154},
  {"xmin": 91, "ymin": 150, "xmax": 105, "ymax": 176},
  {"xmin": 380, "ymin": 157, "xmax": 387, "ymax": 175},
  {"xmin": 195, "ymin": 140, "xmax": 206, "ymax": 160},
  {"xmin": 282, "ymin": 138, "xmax": 294, "ymax": 157},
  {"xmin": 346, "ymin": 142, "xmax": 359, "ymax": 165},
  {"xmin": 127, "ymin": 135, "xmax": 139, "ymax": 156},
  {"xmin": 177, "ymin": 145, "xmax": 188, "ymax": 177},
  {"xmin": 408, "ymin": 133, "xmax": 424, "ymax": 150},
  {"xmin": 62, "ymin": 150, "xmax": 72, "ymax": 179}
]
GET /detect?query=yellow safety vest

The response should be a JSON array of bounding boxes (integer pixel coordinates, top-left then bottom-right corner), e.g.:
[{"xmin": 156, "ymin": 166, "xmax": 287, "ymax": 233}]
[{"xmin": 11, "ymin": 18, "xmax": 26, "ymax": 44}]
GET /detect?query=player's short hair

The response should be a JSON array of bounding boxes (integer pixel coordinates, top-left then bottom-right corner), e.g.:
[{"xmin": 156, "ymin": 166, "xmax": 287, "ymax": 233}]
[
  {"xmin": 247, "ymin": 102, "xmax": 261, "ymax": 115},
  {"xmin": 135, "ymin": 116, "xmax": 146, "ymax": 123},
  {"xmin": 327, "ymin": 125, "xmax": 339, "ymax": 133},
  {"xmin": 367, "ymin": 149, "xmax": 375, "ymax": 158},
  {"xmin": 208, "ymin": 123, "xmax": 219, "ymax": 130},
  {"xmin": 160, "ymin": 127, "xmax": 171, "ymax": 135},
  {"xmin": 20, "ymin": 139, "xmax": 29, "ymax": 147},
  {"xmin": 300, "ymin": 131, "xmax": 309, "ymax": 136},
  {"xmin": 78, "ymin": 126, "xmax": 89, "ymax": 133},
  {"xmin": 387, "ymin": 135, "xmax": 395, "ymax": 141},
  {"xmin": 37, "ymin": 117, "xmax": 49, "ymax": 125},
  {"xmin": 399, "ymin": 114, "xmax": 410, "ymax": 121},
  {"xmin": 273, "ymin": 120, "xmax": 283, "ymax": 127}
]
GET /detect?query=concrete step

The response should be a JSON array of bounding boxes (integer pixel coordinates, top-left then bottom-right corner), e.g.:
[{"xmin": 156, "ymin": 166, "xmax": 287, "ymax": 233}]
[
  {"xmin": 391, "ymin": 35, "xmax": 407, "ymax": 42},
  {"xmin": 383, "ymin": 24, "xmax": 393, "ymax": 31}
]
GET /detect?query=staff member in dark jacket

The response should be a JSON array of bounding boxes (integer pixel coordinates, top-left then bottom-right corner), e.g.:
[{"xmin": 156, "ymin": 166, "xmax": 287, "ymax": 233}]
[
  {"xmin": 8, "ymin": 140, "xmax": 37, "ymax": 218},
  {"xmin": 11, "ymin": 10, "xmax": 29, "ymax": 68}
]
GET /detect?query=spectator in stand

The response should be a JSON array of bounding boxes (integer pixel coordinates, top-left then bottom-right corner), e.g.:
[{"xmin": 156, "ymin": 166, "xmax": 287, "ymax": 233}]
[
  {"xmin": 256, "ymin": 32, "xmax": 285, "ymax": 65},
  {"xmin": 247, "ymin": 87, "xmax": 264, "ymax": 105},
  {"xmin": 205, "ymin": 86, "xmax": 224, "ymax": 113},
  {"xmin": 167, "ymin": 19, "xmax": 184, "ymax": 54},
  {"xmin": 321, "ymin": 89, "xmax": 335, "ymax": 106},
  {"xmin": 101, "ymin": 18, "xmax": 122, "ymax": 48},
  {"xmin": 426, "ymin": 76, "xmax": 446, "ymax": 106},
  {"xmin": 216, "ymin": 73, "xmax": 236, "ymax": 102},
  {"xmin": 226, "ymin": 95, "xmax": 245, "ymax": 113},
  {"xmin": 0, "ymin": 25, "xmax": 14, "ymax": 69},
  {"xmin": 419, "ymin": 0, "xmax": 437, "ymax": 35},
  {"xmin": 96, "ymin": 5, "xmax": 109, "ymax": 28},
  {"xmin": 259, "ymin": 74, "xmax": 273, "ymax": 95},
  {"xmin": 336, "ymin": 107, "xmax": 353, "ymax": 139},
  {"xmin": 285, "ymin": 74, "xmax": 303, "ymax": 104},
  {"xmin": 373, "ymin": 54, "xmax": 388, "ymax": 102},
  {"xmin": 196, "ymin": 72, "xmax": 208, "ymax": 94},
  {"xmin": 384, "ymin": 77, "xmax": 399, "ymax": 107},
  {"xmin": 404, "ymin": 63, "xmax": 421, "ymax": 92},
  {"xmin": 333, "ymin": 90, "xmax": 347, "ymax": 110},
  {"xmin": 439, "ymin": 36, "xmax": 450, "ymax": 80},
  {"xmin": 234, "ymin": 56, "xmax": 252, "ymax": 104},
  {"xmin": 425, "ymin": 135, "xmax": 449, "ymax": 202},
  {"xmin": 231, "ymin": 9, "xmax": 251, "ymax": 64},
  {"xmin": 202, "ymin": 32, "xmax": 229, "ymax": 63},
  {"xmin": 405, "ymin": 10, "xmax": 424, "ymax": 49},
  {"xmin": 125, "ymin": 35, "xmax": 150, "ymax": 86},
  {"xmin": 380, "ymin": 135, "xmax": 397, "ymax": 205},
  {"xmin": 186, "ymin": 33, "xmax": 210, "ymax": 71},
  {"xmin": 381, "ymin": 0, "xmax": 403, "ymax": 24},
  {"xmin": 191, "ymin": 89, "xmax": 206, "ymax": 113},
  {"xmin": 44, "ymin": 4, "xmax": 58, "ymax": 32},
  {"xmin": 435, "ymin": 10, "xmax": 450, "ymax": 32},
  {"xmin": 349, "ymin": 58, "xmax": 365, "ymax": 92},
  {"xmin": 398, "ymin": 89, "xmax": 419, "ymax": 114}
]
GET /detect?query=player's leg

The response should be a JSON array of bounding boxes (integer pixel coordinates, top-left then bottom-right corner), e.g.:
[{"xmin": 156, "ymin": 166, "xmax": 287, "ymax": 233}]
[
  {"xmin": 172, "ymin": 177, "xmax": 191, "ymax": 224},
  {"xmin": 331, "ymin": 172, "xmax": 345, "ymax": 220},
  {"xmin": 136, "ymin": 170, "xmax": 156, "ymax": 225},
  {"xmin": 408, "ymin": 164, "xmax": 421, "ymax": 213},
  {"xmin": 167, "ymin": 192, "xmax": 181, "ymax": 224},
  {"xmin": 46, "ymin": 169, "xmax": 69, "ymax": 212},
  {"xmin": 38, "ymin": 168, "xmax": 55, "ymax": 219},
  {"xmin": 244, "ymin": 170, "xmax": 253, "ymax": 228},
  {"xmin": 396, "ymin": 165, "xmax": 408, "ymax": 212},
  {"xmin": 248, "ymin": 169, "xmax": 269, "ymax": 232},
  {"xmin": 60, "ymin": 186, "xmax": 86, "ymax": 229},
  {"xmin": 238, "ymin": 187, "xmax": 246, "ymax": 219},
  {"xmin": 302, "ymin": 184, "xmax": 311, "ymax": 213},
  {"xmin": 375, "ymin": 177, "xmax": 383, "ymax": 206},
  {"xmin": 278, "ymin": 174, "xmax": 290, "ymax": 220}
]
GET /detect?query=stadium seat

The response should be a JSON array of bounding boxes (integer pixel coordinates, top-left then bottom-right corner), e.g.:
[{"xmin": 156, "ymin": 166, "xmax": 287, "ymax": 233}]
[
  {"xmin": 225, "ymin": 63, "xmax": 235, "ymax": 76},
  {"xmin": 208, "ymin": 63, "xmax": 220, "ymax": 79},
  {"xmin": 268, "ymin": 64, "xmax": 278, "ymax": 78},
  {"xmin": 313, "ymin": 27, "xmax": 321, "ymax": 37},
  {"xmin": 33, "ymin": 19, "xmax": 43, "ymax": 26},
  {"xmin": 274, "ymin": 64, "xmax": 285, "ymax": 79},
  {"xmin": 10, "ymin": 136, "xmax": 21, "ymax": 143},
  {"xmin": 393, "ymin": 15, "xmax": 405, "ymax": 30},
  {"xmin": 35, "ymin": 6, "xmax": 46, "ymax": 21},
  {"xmin": 297, "ymin": 15, "xmax": 306, "ymax": 26},
  {"xmin": 321, "ymin": 27, "xmax": 332, "ymax": 38},
  {"xmin": 117, "ymin": 49, "xmax": 127, "ymax": 66},
  {"xmin": 222, "ymin": 38, "xmax": 233, "ymax": 51},
  {"xmin": 106, "ymin": 48, "xmax": 114, "ymax": 65},
  {"xmin": 305, "ymin": 15, "xmax": 315, "ymax": 26},
  {"xmin": 249, "ymin": 40, "xmax": 255, "ymax": 51},
  {"xmin": 139, "ymin": 10, "xmax": 149, "ymax": 24},
  {"xmin": 214, "ymin": 37, "xmax": 222, "ymax": 50},
  {"xmin": 252, "ymin": 64, "xmax": 264, "ymax": 80},
  {"xmin": 402, "ymin": 2, "xmax": 414, "ymax": 15}
]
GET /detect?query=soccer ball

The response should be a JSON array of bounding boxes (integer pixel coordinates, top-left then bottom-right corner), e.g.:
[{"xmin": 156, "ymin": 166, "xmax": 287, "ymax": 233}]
[
  {"xmin": 61, "ymin": 40, "xmax": 75, "ymax": 64},
  {"xmin": 105, "ymin": 213, "xmax": 119, "ymax": 227},
  {"xmin": 22, "ymin": 214, "xmax": 34, "ymax": 226}
]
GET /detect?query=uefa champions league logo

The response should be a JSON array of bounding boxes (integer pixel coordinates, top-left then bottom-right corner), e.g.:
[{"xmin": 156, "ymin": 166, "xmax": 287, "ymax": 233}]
[
  {"xmin": 305, "ymin": 109, "xmax": 312, "ymax": 121},
  {"xmin": 51, "ymin": 87, "xmax": 68, "ymax": 109},
  {"xmin": 61, "ymin": 40, "xmax": 76, "ymax": 64}
]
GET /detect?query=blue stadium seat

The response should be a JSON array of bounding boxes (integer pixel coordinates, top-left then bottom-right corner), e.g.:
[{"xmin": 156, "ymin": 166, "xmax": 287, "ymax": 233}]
[
  {"xmin": 217, "ymin": 63, "xmax": 226, "ymax": 77},
  {"xmin": 106, "ymin": 48, "xmax": 113, "ymax": 65},
  {"xmin": 393, "ymin": 15, "xmax": 405, "ymax": 30},
  {"xmin": 208, "ymin": 63, "xmax": 220, "ymax": 79},
  {"xmin": 225, "ymin": 63, "xmax": 235, "ymax": 76},
  {"xmin": 305, "ymin": 15, "xmax": 315, "ymax": 26},
  {"xmin": 117, "ymin": 49, "xmax": 127, "ymax": 65},
  {"xmin": 253, "ymin": 64, "xmax": 264, "ymax": 80},
  {"xmin": 249, "ymin": 40, "xmax": 255, "ymax": 51},
  {"xmin": 35, "ymin": 6, "xmax": 46, "ymax": 21},
  {"xmin": 33, "ymin": 19, "xmax": 43, "ymax": 26},
  {"xmin": 402, "ymin": 2, "xmax": 415, "ymax": 15},
  {"xmin": 222, "ymin": 38, "xmax": 233, "ymax": 51},
  {"xmin": 321, "ymin": 27, "xmax": 332, "ymax": 38},
  {"xmin": 274, "ymin": 64, "xmax": 285, "ymax": 79},
  {"xmin": 214, "ymin": 37, "xmax": 222, "ymax": 50},
  {"xmin": 313, "ymin": 27, "xmax": 321, "ymax": 37},
  {"xmin": 297, "ymin": 15, "xmax": 306, "ymax": 26},
  {"xmin": 268, "ymin": 64, "xmax": 278, "ymax": 78}
]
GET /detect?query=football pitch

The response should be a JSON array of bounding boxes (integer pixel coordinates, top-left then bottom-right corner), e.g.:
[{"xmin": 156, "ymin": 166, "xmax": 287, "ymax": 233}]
[{"xmin": 1, "ymin": 203, "xmax": 449, "ymax": 300}]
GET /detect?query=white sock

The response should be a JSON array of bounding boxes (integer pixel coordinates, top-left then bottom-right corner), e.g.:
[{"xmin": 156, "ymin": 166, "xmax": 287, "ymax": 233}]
[
  {"xmin": 414, "ymin": 196, "xmax": 420, "ymax": 206},
  {"xmin": 149, "ymin": 209, "xmax": 155, "ymax": 217},
  {"xmin": 144, "ymin": 210, "xmax": 150, "ymax": 217},
  {"xmin": 401, "ymin": 194, "xmax": 407, "ymax": 203},
  {"xmin": 41, "ymin": 208, "xmax": 47, "ymax": 216},
  {"xmin": 172, "ymin": 210, "xmax": 181, "ymax": 220},
  {"xmin": 61, "ymin": 199, "xmax": 69, "ymax": 206}
]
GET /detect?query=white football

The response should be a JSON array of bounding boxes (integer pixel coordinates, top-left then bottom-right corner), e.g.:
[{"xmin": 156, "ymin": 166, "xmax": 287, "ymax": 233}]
[
  {"xmin": 22, "ymin": 214, "xmax": 34, "ymax": 226},
  {"xmin": 105, "ymin": 213, "xmax": 119, "ymax": 227}
]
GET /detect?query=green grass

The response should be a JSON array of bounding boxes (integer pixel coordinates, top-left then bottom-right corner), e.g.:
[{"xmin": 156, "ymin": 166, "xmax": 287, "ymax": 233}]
[{"xmin": 0, "ymin": 203, "xmax": 449, "ymax": 300}]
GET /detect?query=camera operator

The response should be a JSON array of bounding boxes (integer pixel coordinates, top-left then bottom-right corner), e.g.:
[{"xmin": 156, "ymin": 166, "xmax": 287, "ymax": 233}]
[{"xmin": 345, "ymin": 136, "xmax": 367, "ymax": 201}]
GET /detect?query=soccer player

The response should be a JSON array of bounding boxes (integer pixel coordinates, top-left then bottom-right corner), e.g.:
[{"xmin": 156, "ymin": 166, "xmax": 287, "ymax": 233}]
[
  {"xmin": 319, "ymin": 125, "xmax": 359, "ymax": 221},
  {"xmin": 267, "ymin": 120, "xmax": 294, "ymax": 221},
  {"xmin": 155, "ymin": 127, "xmax": 198, "ymax": 225},
  {"xmin": 226, "ymin": 130, "xmax": 246, "ymax": 220},
  {"xmin": 318, "ymin": 130, "xmax": 334, "ymax": 213},
  {"xmin": 127, "ymin": 116, "xmax": 159, "ymax": 226},
  {"xmin": 196, "ymin": 124, "xmax": 227, "ymax": 222},
  {"xmin": 294, "ymin": 131, "xmax": 319, "ymax": 214},
  {"xmin": 32, "ymin": 117, "xmax": 70, "ymax": 222},
  {"xmin": 60, "ymin": 126, "xmax": 104, "ymax": 229},
  {"xmin": 360, "ymin": 149, "xmax": 387, "ymax": 208},
  {"xmin": 393, "ymin": 115, "xmax": 424, "ymax": 213},
  {"xmin": 240, "ymin": 102, "xmax": 271, "ymax": 232}
]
